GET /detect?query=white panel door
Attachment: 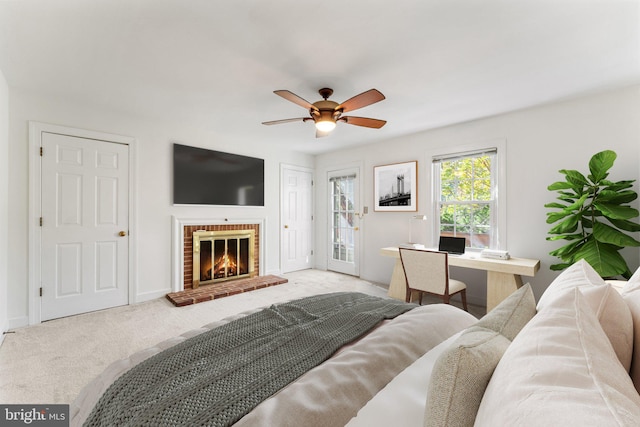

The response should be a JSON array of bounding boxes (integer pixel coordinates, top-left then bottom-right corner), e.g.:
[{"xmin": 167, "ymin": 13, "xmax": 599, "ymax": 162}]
[
  {"xmin": 41, "ymin": 132, "xmax": 129, "ymax": 321},
  {"xmin": 281, "ymin": 166, "xmax": 313, "ymax": 273},
  {"xmin": 327, "ymin": 169, "xmax": 360, "ymax": 276}
]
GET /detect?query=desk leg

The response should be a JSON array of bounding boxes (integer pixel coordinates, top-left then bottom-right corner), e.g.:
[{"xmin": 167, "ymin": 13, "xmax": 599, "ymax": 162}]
[
  {"xmin": 388, "ymin": 260, "xmax": 421, "ymax": 302},
  {"xmin": 486, "ymin": 271, "xmax": 524, "ymax": 312},
  {"xmin": 388, "ymin": 259, "xmax": 407, "ymax": 300}
]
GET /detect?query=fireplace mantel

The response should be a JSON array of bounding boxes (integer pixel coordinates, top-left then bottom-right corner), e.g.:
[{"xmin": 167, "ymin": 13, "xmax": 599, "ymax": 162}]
[{"xmin": 171, "ymin": 216, "xmax": 265, "ymax": 292}]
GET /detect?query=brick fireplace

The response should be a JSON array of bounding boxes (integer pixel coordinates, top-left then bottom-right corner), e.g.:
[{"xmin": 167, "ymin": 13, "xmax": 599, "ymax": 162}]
[
  {"xmin": 169, "ymin": 217, "xmax": 287, "ymax": 306},
  {"xmin": 182, "ymin": 223, "xmax": 260, "ymax": 291},
  {"xmin": 192, "ymin": 229, "xmax": 256, "ymax": 288}
]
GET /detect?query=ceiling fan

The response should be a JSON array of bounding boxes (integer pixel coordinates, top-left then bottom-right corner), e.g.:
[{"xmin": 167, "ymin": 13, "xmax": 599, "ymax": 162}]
[{"xmin": 262, "ymin": 88, "xmax": 386, "ymax": 138}]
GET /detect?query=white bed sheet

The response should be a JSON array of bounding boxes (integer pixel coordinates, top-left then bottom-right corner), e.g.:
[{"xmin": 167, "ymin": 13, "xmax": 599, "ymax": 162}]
[{"xmin": 346, "ymin": 331, "xmax": 463, "ymax": 427}]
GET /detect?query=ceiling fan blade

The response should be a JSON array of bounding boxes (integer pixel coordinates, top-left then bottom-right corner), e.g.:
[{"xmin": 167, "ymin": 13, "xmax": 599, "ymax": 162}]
[
  {"xmin": 340, "ymin": 116, "xmax": 387, "ymax": 129},
  {"xmin": 336, "ymin": 89, "xmax": 385, "ymax": 113},
  {"xmin": 274, "ymin": 90, "xmax": 319, "ymax": 111},
  {"xmin": 262, "ymin": 117, "xmax": 308, "ymax": 125}
]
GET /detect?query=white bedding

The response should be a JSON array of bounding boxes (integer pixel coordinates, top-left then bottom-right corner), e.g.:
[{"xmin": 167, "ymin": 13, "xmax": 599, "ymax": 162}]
[
  {"xmin": 346, "ymin": 331, "xmax": 463, "ymax": 427},
  {"xmin": 71, "ymin": 300, "xmax": 476, "ymax": 427}
]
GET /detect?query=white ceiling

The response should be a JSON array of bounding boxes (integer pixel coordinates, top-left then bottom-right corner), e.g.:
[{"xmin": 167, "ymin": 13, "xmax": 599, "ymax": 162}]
[{"xmin": 1, "ymin": 0, "xmax": 639, "ymax": 154}]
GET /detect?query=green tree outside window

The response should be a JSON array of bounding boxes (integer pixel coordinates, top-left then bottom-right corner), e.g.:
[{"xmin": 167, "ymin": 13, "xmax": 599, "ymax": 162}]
[{"xmin": 439, "ymin": 155, "xmax": 493, "ymax": 249}]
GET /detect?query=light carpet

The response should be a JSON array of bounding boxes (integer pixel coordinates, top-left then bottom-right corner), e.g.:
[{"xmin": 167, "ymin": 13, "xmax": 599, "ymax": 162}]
[{"xmin": 0, "ymin": 270, "xmax": 479, "ymax": 405}]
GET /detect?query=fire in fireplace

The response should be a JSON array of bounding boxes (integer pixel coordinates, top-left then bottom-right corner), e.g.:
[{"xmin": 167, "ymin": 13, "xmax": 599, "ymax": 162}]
[{"xmin": 192, "ymin": 229, "xmax": 255, "ymax": 288}]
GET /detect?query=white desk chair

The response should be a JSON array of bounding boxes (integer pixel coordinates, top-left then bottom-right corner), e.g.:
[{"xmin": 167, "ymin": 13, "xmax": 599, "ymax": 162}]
[{"xmin": 399, "ymin": 248, "xmax": 468, "ymax": 311}]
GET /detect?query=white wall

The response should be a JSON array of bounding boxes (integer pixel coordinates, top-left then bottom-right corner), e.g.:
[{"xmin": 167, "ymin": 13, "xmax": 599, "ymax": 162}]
[
  {"xmin": 315, "ymin": 86, "xmax": 640, "ymax": 304},
  {"xmin": 7, "ymin": 89, "xmax": 314, "ymax": 327},
  {"xmin": 5, "ymin": 85, "xmax": 639, "ymax": 325},
  {"xmin": 0, "ymin": 67, "xmax": 8, "ymax": 341}
]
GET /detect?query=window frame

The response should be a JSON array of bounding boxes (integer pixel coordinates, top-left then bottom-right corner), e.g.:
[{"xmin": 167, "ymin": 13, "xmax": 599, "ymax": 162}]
[{"xmin": 428, "ymin": 140, "xmax": 507, "ymax": 251}]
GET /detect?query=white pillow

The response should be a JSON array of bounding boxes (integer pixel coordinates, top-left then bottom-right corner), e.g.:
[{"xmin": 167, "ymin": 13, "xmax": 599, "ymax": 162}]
[
  {"xmin": 475, "ymin": 288, "xmax": 640, "ymax": 426},
  {"xmin": 629, "ymin": 266, "xmax": 640, "ymax": 284},
  {"xmin": 622, "ymin": 267, "xmax": 640, "ymax": 393},
  {"xmin": 537, "ymin": 259, "xmax": 633, "ymax": 371},
  {"xmin": 536, "ymin": 259, "xmax": 605, "ymax": 309}
]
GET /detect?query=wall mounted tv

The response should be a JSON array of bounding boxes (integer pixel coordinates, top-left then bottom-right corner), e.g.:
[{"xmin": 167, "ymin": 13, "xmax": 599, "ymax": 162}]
[{"xmin": 173, "ymin": 143, "xmax": 265, "ymax": 207}]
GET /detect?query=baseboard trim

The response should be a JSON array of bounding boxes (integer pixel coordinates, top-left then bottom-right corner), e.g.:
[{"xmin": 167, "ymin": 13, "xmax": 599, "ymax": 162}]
[
  {"xmin": 8, "ymin": 316, "xmax": 29, "ymax": 330},
  {"xmin": 466, "ymin": 295, "xmax": 487, "ymax": 308},
  {"xmin": 135, "ymin": 289, "xmax": 171, "ymax": 304}
]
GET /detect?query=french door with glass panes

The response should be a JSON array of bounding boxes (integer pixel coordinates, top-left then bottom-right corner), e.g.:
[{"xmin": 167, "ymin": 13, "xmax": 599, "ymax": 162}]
[{"xmin": 327, "ymin": 169, "xmax": 360, "ymax": 276}]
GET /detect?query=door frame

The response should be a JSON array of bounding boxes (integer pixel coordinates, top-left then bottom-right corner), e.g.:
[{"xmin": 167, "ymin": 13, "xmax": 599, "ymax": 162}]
[
  {"xmin": 28, "ymin": 121, "xmax": 137, "ymax": 325},
  {"xmin": 279, "ymin": 163, "xmax": 314, "ymax": 273},
  {"xmin": 326, "ymin": 163, "xmax": 363, "ymax": 276}
]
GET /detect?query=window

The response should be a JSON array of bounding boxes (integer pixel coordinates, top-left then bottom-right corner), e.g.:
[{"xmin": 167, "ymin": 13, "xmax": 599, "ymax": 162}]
[{"xmin": 433, "ymin": 148, "xmax": 499, "ymax": 250}]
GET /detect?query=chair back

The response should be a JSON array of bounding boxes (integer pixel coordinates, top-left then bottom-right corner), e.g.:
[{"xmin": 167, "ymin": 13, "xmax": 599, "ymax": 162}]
[{"xmin": 399, "ymin": 248, "xmax": 450, "ymax": 295}]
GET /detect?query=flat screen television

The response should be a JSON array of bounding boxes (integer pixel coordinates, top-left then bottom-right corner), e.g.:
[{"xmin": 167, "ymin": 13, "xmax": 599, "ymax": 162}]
[{"xmin": 173, "ymin": 143, "xmax": 265, "ymax": 206}]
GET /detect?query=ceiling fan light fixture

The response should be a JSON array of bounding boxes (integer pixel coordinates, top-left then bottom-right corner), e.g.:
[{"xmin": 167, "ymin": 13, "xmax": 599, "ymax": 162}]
[
  {"xmin": 315, "ymin": 109, "xmax": 337, "ymax": 132},
  {"xmin": 265, "ymin": 88, "xmax": 386, "ymax": 136},
  {"xmin": 315, "ymin": 119, "xmax": 336, "ymax": 132}
]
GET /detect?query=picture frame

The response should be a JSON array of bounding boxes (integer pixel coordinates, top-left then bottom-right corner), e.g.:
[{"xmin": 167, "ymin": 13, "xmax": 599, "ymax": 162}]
[{"xmin": 374, "ymin": 161, "xmax": 417, "ymax": 212}]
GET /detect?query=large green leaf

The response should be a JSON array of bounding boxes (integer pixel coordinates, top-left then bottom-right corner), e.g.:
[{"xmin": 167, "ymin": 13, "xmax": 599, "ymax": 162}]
[
  {"xmin": 592, "ymin": 221, "xmax": 640, "ymax": 247},
  {"xmin": 546, "ymin": 193, "xmax": 589, "ymax": 224},
  {"xmin": 596, "ymin": 190, "xmax": 637, "ymax": 204},
  {"xmin": 594, "ymin": 203, "xmax": 639, "ymax": 220},
  {"xmin": 547, "ymin": 232, "xmax": 585, "ymax": 241},
  {"xmin": 548, "ymin": 214, "xmax": 579, "ymax": 234},
  {"xmin": 558, "ymin": 196, "xmax": 576, "ymax": 204},
  {"xmin": 589, "ymin": 150, "xmax": 616, "ymax": 183},
  {"xmin": 608, "ymin": 218, "xmax": 640, "ymax": 232},
  {"xmin": 559, "ymin": 169, "xmax": 589, "ymax": 189},
  {"xmin": 604, "ymin": 180, "xmax": 635, "ymax": 192},
  {"xmin": 548, "ymin": 181, "xmax": 575, "ymax": 191},
  {"xmin": 544, "ymin": 202, "xmax": 568, "ymax": 209},
  {"xmin": 563, "ymin": 193, "xmax": 589, "ymax": 212},
  {"xmin": 546, "ymin": 233, "xmax": 584, "ymax": 241},
  {"xmin": 546, "ymin": 211, "xmax": 572, "ymax": 224},
  {"xmin": 558, "ymin": 190, "xmax": 577, "ymax": 198},
  {"xmin": 550, "ymin": 262, "xmax": 574, "ymax": 271},
  {"xmin": 549, "ymin": 239, "xmax": 584, "ymax": 258},
  {"xmin": 573, "ymin": 240, "xmax": 629, "ymax": 277}
]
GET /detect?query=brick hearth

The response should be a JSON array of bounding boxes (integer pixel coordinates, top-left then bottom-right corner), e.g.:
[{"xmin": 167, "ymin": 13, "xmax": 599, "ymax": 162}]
[{"xmin": 166, "ymin": 274, "xmax": 288, "ymax": 307}]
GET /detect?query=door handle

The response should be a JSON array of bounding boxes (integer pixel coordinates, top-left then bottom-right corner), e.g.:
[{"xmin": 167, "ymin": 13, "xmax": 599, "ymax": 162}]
[
  {"xmin": 284, "ymin": 225, "xmax": 289, "ymax": 229},
  {"xmin": 118, "ymin": 231, "xmax": 127, "ymax": 237},
  {"xmin": 354, "ymin": 227, "xmax": 359, "ymax": 231}
]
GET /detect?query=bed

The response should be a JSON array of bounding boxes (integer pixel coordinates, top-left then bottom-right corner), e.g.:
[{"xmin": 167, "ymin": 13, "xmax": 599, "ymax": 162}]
[
  {"xmin": 73, "ymin": 260, "xmax": 640, "ymax": 426},
  {"xmin": 70, "ymin": 292, "xmax": 477, "ymax": 426}
]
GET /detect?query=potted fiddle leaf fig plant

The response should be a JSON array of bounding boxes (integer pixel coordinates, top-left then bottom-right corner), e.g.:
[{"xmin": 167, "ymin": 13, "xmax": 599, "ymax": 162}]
[{"xmin": 545, "ymin": 150, "xmax": 640, "ymax": 279}]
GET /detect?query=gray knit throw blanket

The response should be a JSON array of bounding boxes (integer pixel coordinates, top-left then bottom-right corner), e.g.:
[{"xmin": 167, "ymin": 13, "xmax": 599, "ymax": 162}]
[{"xmin": 84, "ymin": 292, "xmax": 415, "ymax": 427}]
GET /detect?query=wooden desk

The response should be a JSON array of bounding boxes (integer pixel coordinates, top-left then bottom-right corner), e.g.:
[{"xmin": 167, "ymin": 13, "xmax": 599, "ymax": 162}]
[{"xmin": 379, "ymin": 247, "xmax": 540, "ymax": 311}]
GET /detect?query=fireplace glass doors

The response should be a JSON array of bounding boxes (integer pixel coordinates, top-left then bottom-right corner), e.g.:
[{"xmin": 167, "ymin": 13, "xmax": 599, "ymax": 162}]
[{"xmin": 192, "ymin": 229, "xmax": 255, "ymax": 288}]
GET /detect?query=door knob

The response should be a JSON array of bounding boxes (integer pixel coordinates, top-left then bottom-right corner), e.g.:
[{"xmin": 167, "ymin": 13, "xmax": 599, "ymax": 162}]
[
  {"xmin": 284, "ymin": 225, "xmax": 289, "ymax": 229},
  {"xmin": 118, "ymin": 231, "xmax": 127, "ymax": 237},
  {"xmin": 354, "ymin": 227, "xmax": 360, "ymax": 231}
]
